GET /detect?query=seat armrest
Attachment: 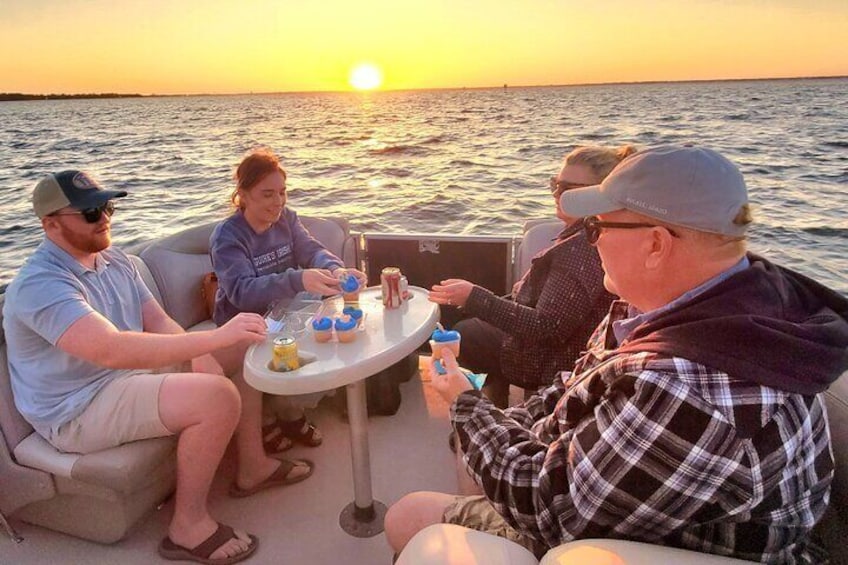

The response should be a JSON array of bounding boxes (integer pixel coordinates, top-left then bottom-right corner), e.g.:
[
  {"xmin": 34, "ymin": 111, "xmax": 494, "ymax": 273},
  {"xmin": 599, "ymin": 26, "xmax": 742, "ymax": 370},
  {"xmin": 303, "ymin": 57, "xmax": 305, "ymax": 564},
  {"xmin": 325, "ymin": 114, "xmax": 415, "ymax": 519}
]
[
  {"xmin": 541, "ymin": 539, "xmax": 754, "ymax": 565},
  {"xmin": 13, "ymin": 433, "xmax": 80, "ymax": 478},
  {"xmin": 14, "ymin": 431, "xmax": 177, "ymax": 494},
  {"xmin": 396, "ymin": 524, "xmax": 538, "ymax": 565},
  {"xmin": 514, "ymin": 220, "xmax": 562, "ymax": 281}
]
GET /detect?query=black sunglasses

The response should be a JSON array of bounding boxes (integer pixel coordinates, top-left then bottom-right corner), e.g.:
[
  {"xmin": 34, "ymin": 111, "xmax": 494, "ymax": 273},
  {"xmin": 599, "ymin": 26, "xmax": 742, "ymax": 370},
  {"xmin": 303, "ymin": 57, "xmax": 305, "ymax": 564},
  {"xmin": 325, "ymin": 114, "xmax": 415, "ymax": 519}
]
[
  {"xmin": 51, "ymin": 201, "xmax": 116, "ymax": 224},
  {"xmin": 583, "ymin": 215, "xmax": 679, "ymax": 245}
]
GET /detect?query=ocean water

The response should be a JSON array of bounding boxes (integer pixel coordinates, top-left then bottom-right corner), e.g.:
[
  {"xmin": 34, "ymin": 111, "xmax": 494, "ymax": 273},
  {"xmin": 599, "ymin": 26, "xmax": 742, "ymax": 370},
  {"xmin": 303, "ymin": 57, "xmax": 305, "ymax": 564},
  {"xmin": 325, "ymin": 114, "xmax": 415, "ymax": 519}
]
[{"xmin": 0, "ymin": 78, "xmax": 846, "ymax": 295}]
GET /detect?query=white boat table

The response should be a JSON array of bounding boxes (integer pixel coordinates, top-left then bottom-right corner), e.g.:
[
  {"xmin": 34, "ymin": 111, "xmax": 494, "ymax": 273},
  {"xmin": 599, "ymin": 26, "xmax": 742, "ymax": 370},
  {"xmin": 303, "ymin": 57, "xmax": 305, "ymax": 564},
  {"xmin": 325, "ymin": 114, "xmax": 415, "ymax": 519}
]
[{"xmin": 244, "ymin": 286, "xmax": 439, "ymax": 537}]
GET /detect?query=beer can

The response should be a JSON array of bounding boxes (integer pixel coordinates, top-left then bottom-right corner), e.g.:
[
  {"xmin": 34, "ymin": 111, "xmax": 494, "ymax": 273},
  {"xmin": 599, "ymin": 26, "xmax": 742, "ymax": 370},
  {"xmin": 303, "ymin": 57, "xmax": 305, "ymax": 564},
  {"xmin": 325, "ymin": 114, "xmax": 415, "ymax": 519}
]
[
  {"xmin": 271, "ymin": 336, "xmax": 300, "ymax": 372},
  {"xmin": 381, "ymin": 267, "xmax": 403, "ymax": 309}
]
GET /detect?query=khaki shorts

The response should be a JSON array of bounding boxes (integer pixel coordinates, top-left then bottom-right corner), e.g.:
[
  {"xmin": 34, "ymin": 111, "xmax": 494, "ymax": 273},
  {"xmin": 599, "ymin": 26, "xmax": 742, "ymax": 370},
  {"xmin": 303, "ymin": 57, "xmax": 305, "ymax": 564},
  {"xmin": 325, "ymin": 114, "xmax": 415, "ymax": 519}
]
[
  {"xmin": 49, "ymin": 373, "xmax": 174, "ymax": 454},
  {"xmin": 443, "ymin": 495, "xmax": 543, "ymax": 557}
]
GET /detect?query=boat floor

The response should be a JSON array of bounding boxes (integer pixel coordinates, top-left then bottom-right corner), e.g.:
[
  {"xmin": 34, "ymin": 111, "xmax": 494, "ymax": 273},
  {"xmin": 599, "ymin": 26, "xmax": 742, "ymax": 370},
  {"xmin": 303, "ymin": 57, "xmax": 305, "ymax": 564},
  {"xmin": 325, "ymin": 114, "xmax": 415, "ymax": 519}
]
[{"xmin": 1, "ymin": 364, "xmax": 486, "ymax": 565}]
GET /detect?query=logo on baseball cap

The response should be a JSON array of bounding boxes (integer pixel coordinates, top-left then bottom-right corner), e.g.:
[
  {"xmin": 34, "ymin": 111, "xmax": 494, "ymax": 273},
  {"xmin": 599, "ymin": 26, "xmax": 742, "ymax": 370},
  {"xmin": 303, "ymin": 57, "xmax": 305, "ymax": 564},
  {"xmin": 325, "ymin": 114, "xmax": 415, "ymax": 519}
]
[
  {"xmin": 559, "ymin": 145, "xmax": 749, "ymax": 237},
  {"xmin": 32, "ymin": 171, "xmax": 128, "ymax": 219}
]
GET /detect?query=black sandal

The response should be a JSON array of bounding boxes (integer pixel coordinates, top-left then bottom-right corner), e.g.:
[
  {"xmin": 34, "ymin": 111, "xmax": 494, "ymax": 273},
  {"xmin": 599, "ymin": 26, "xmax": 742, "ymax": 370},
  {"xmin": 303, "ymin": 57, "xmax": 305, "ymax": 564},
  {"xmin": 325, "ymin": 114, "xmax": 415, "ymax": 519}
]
[{"xmin": 280, "ymin": 416, "xmax": 323, "ymax": 447}]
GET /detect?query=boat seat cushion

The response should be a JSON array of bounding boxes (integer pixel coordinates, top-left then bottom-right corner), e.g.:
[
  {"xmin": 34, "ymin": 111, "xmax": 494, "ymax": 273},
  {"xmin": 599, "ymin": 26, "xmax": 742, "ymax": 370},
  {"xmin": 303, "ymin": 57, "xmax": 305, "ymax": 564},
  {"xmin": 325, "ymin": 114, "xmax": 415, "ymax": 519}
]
[
  {"xmin": 0, "ymin": 332, "xmax": 35, "ymax": 451},
  {"xmin": 301, "ymin": 215, "xmax": 350, "ymax": 264},
  {"xmin": 14, "ymin": 432, "xmax": 177, "ymax": 494},
  {"xmin": 396, "ymin": 523, "xmax": 538, "ymax": 565},
  {"xmin": 540, "ymin": 539, "xmax": 754, "ymax": 564},
  {"xmin": 141, "ymin": 245, "xmax": 212, "ymax": 329},
  {"xmin": 188, "ymin": 319, "xmax": 218, "ymax": 333},
  {"xmin": 515, "ymin": 220, "xmax": 562, "ymax": 282},
  {"xmin": 130, "ymin": 254, "xmax": 164, "ymax": 307},
  {"xmin": 814, "ymin": 370, "xmax": 848, "ymax": 563}
]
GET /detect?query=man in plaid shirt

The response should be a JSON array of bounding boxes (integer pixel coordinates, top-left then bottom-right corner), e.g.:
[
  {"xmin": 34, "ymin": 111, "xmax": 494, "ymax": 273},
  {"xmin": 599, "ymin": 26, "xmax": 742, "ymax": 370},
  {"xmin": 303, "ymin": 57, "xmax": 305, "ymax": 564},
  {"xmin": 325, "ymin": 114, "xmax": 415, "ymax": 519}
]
[{"xmin": 385, "ymin": 145, "xmax": 848, "ymax": 563}]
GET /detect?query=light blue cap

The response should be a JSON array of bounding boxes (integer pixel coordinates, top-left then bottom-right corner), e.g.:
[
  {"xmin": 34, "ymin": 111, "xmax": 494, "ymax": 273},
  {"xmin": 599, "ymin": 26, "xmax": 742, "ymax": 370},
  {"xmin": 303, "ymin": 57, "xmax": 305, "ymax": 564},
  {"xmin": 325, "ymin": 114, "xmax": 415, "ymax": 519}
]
[{"xmin": 560, "ymin": 145, "xmax": 749, "ymax": 237}]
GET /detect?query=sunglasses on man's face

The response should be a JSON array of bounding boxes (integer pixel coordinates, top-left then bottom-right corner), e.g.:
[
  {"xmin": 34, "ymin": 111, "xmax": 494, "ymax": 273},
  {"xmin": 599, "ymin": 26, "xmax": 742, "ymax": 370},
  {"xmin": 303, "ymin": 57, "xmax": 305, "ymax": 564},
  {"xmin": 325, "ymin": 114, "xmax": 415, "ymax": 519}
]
[
  {"xmin": 583, "ymin": 215, "xmax": 679, "ymax": 245},
  {"xmin": 51, "ymin": 201, "xmax": 116, "ymax": 224}
]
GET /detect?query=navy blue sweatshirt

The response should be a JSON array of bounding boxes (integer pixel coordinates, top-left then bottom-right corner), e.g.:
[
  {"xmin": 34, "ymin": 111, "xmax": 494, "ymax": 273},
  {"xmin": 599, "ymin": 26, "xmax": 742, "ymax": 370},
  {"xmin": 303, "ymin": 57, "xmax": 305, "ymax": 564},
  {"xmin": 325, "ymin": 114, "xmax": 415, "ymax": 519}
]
[{"xmin": 210, "ymin": 208, "xmax": 343, "ymax": 325}]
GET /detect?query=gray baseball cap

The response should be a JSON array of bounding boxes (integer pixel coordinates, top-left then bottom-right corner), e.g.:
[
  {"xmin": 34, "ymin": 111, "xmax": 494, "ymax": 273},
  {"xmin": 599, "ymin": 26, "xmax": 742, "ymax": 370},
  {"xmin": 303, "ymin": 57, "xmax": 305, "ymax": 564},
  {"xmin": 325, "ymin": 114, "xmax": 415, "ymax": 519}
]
[
  {"xmin": 33, "ymin": 170, "xmax": 127, "ymax": 219},
  {"xmin": 559, "ymin": 145, "xmax": 749, "ymax": 237}
]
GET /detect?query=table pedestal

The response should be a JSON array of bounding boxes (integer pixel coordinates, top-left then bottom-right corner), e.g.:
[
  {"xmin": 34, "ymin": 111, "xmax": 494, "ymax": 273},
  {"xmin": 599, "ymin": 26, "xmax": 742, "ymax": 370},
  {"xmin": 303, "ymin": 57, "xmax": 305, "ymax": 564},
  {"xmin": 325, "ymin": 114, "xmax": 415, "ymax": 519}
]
[{"xmin": 338, "ymin": 379, "xmax": 387, "ymax": 537}]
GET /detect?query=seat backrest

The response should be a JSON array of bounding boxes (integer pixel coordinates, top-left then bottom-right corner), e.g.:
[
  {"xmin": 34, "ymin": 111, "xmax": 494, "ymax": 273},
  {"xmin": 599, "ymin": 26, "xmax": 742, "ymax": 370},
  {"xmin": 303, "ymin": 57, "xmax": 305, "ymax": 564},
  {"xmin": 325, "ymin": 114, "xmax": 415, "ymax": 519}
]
[
  {"xmin": 301, "ymin": 215, "xmax": 357, "ymax": 268},
  {"xmin": 0, "ymin": 294, "xmax": 35, "ymax": 452},
  {"xmin": 130, "ymin": 254, "xmax": 163, "ymax": 306},
  {"xmin": 397, "ymin": 523, "xmax": 538, "ymax": 565},
  {"xmin": 514, "ymin": 219, "xmax": 562, "ymax": 282},
  {"xmin": 138, "ymin": 221, "xmax": 218, "ymax": 329},
  {"xmin": 139, "ymin": 216, "xmax": 356, "ymax": 329},
  {"xmin": 815, "ymin": 370, "xmax": 848, "ymax": 561},
  {"xmin": 1, "ymin": 293, "xmax": 56, "ymax": 517}
]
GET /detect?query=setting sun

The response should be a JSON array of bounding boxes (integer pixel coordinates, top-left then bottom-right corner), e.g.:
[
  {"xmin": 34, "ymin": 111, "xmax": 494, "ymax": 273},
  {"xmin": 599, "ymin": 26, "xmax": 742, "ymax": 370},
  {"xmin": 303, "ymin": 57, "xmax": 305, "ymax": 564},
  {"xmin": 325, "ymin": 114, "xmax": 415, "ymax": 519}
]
[{"xmin": 349, "ymin": 63, "xmax": 383, "ymax": 91}]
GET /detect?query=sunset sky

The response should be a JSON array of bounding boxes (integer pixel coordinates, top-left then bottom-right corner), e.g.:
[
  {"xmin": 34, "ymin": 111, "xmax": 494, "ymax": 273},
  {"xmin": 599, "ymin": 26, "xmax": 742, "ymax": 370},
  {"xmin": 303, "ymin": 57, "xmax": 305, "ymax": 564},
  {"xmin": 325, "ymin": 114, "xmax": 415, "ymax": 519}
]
[{"xmin": 1, "ymin": 0, "xmax": 846, "ymax": 95}]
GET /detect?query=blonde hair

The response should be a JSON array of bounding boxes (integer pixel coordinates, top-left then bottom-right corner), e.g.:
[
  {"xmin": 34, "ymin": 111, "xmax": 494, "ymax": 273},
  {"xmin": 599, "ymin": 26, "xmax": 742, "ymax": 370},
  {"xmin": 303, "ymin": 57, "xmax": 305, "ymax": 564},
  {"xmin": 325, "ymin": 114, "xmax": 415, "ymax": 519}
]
[
  {"xmin": 229, "ymin": 148, "xmax": 287, "ymax": 210},
  {"xmin": 565, "ymin": 145, "xmax": 639, "ymax": 182}
]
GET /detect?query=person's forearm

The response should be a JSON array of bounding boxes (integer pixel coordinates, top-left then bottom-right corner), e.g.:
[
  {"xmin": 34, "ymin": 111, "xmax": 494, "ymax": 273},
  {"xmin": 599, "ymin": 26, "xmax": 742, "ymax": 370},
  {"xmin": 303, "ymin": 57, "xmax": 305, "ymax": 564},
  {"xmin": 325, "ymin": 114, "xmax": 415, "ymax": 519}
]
[
  {"xmin": 310, "ymin": 249, "xmax": 343, "ymax": 271},
  {"xmin": 97, "ymin": 329, "xmax": 229, "ymax": 369},
  {"xmin": 144, "ymin": 310, "xmax": 185, "ymax": 335},
  {"xmin": 226, "ymin": 270, "xmax": 303, "ymax": 312},
  {"xmin": 465, "ymin": 274, "xmax": 594, "ymax": 342},
  {"xmin": 464, "ymin": 286, "xmax": 550, "ymax": 339}
]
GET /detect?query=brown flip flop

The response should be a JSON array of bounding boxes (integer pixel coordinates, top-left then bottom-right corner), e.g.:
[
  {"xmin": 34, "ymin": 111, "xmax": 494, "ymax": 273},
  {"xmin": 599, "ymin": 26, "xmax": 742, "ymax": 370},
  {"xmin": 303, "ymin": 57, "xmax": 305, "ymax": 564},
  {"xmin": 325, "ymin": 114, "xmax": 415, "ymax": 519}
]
[
  {"xmin": 228, "ymin": 458, "xmax": 314, "ymax": 498},
  {"xmin": 158, "ymin": 523, "xmax": 258, "ymax": 564}
]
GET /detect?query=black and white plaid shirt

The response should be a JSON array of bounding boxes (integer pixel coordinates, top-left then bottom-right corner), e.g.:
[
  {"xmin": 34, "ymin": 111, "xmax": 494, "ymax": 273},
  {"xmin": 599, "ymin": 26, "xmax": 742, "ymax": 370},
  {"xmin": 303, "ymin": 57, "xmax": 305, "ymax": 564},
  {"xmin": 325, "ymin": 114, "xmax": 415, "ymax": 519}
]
[{"xmin": 452, "ymin": 302, "xmax": 833, "ymax": 563}]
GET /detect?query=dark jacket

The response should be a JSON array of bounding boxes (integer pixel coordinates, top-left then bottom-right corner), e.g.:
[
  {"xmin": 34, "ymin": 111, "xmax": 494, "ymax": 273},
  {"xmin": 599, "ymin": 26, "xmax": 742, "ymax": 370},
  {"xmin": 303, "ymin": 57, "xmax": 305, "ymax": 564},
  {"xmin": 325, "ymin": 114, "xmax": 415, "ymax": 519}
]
[
  {"xmin": 463, "ymin": 220, "xmax": 615, "ymax": 388},
  {"xmin": 618, "ymin": 253, "xmax": 848, "ymax": 394}
]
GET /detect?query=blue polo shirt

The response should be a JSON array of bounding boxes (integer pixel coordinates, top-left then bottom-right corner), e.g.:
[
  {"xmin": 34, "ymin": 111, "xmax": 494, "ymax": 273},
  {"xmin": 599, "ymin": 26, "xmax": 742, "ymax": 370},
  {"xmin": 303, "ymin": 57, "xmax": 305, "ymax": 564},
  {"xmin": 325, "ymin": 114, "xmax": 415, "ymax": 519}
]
[{"xmin": 3, "ymin": 239, "xmax": 153, "ymax": 437}]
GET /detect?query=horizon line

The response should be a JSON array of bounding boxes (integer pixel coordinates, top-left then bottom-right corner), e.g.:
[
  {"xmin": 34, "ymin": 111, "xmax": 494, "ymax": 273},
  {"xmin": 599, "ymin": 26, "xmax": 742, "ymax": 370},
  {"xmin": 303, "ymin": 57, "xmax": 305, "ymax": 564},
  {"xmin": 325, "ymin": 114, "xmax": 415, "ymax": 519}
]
[{"xmin": 2, "ymin": 73, "xmax": 846, "ymax": 99}]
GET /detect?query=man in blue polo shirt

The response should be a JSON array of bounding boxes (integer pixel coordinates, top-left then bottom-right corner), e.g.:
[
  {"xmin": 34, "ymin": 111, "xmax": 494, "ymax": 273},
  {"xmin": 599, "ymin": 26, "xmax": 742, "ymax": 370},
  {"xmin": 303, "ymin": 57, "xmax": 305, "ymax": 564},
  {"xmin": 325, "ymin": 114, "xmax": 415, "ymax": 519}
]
[{"xmin": 3, "ymin": 170, "xmax": 305, "ymax": 564}]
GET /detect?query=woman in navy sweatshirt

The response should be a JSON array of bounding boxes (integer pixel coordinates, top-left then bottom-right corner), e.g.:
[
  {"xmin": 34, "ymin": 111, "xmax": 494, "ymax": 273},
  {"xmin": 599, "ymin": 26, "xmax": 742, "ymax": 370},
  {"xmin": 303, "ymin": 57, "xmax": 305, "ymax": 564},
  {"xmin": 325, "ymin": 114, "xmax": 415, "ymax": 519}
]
[{"xmin": 211, "ymin": 148, "xmax": 366, "ymax": 452}]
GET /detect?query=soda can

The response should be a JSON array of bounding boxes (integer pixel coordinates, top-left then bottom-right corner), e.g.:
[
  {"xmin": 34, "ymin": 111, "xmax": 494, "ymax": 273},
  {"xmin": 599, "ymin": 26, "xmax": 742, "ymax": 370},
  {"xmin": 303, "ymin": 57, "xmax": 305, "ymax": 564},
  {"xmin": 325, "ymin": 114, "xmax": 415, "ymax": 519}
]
[
  {"xmin": 381, "ymin": 267, "xmax": 403, "ymax": 309},
  {"xmin": 271, "ymin": 336, "xmax": 300, "ymax": 372}
]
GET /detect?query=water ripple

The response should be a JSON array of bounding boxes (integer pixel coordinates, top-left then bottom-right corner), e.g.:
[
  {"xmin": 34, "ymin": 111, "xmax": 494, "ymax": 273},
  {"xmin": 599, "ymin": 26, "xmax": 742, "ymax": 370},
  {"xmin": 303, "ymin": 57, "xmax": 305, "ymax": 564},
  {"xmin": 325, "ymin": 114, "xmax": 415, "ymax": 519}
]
[{"xmin": 1, "ymin": 78, "xmax": 846, "ymax": 296}]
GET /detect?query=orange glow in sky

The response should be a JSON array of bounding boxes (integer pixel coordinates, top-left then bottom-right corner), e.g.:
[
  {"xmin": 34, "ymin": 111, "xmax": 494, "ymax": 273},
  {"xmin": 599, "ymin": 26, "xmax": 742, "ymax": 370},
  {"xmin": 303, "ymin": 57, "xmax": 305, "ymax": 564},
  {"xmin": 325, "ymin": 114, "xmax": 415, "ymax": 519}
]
[{"xmin": 0, "ymin": 0, "xmax": 846, "ymax": 95}]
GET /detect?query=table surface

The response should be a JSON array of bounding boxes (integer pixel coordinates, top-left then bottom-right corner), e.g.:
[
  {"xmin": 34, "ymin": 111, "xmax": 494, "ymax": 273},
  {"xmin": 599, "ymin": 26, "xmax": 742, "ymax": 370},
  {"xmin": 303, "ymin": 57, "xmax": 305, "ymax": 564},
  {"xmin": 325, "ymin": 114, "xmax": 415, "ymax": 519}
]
[{"xmin": 244, "ymin": 286, "xmax": 439, "ymax": 395}]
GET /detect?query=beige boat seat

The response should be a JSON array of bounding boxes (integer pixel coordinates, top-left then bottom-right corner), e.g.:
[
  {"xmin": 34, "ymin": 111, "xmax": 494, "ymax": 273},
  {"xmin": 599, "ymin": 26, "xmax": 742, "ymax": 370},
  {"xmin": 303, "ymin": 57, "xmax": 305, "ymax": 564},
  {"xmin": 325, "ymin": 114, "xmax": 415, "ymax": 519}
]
[
  {"xmin": 397, "ymin": 369, "xmax": 848, "ymax": 564},
  {"xmin": 0, "ymin": 215, "xmax": 356, "ymax": 544},
  {"xmin": 0, "ymin": 294, "xmax": 177, "ymax": 544},
  {"xmin": 514, "ymin": 219, "xmax": 562, "ymax": 283},
  {"xmin": 396, "ymin": 523, "xmax": 538, "ymax": 565}
]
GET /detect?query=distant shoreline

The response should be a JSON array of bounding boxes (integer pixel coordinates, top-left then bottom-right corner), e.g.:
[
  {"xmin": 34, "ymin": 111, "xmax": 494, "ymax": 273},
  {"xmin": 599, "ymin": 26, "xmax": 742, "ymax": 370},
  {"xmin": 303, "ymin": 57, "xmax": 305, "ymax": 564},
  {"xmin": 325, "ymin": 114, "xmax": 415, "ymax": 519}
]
[
  {"xmin": 0, "ymin": 93, "xmax": 145, "ymax": 101},
  {"xmin": 2, "ymin": 74, "xmax": 846, "ymax": 101}
]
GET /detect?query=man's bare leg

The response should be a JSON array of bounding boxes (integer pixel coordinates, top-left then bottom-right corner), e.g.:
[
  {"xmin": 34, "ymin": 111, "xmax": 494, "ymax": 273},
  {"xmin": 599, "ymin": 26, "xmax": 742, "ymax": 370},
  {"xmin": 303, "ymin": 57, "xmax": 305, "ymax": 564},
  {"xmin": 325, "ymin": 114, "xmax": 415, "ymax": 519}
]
[
  {"xmin": 384, "ymin": 491, "xmax": 457, "ymax": 554},
  {"xmin": 213, "ymin": 342, "xmax": 310, "ymax": 490},
  {"xmin": 158, "ymin": 372, "xmax": 252, "ymax": 560}
]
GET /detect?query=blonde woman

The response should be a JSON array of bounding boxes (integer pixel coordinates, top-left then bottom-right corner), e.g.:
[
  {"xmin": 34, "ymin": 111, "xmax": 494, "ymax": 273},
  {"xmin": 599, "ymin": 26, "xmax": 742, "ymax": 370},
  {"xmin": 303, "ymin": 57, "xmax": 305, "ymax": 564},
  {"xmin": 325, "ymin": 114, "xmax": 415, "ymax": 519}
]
[{"xmin": 429, "ymin": 145, "xmax": 636, "ymax": 408}]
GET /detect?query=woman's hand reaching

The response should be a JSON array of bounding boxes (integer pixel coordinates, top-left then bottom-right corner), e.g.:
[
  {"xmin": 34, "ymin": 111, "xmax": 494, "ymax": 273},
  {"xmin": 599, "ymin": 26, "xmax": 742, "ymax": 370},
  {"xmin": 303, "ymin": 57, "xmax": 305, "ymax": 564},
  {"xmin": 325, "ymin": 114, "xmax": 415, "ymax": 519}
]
[
  {"xmin": 429, "ymin": 279, "xmax": 474, "ymax": 308},
  {"xmin": 302, "ymin": 268, "xmax": 342, "ymax": 296}
]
